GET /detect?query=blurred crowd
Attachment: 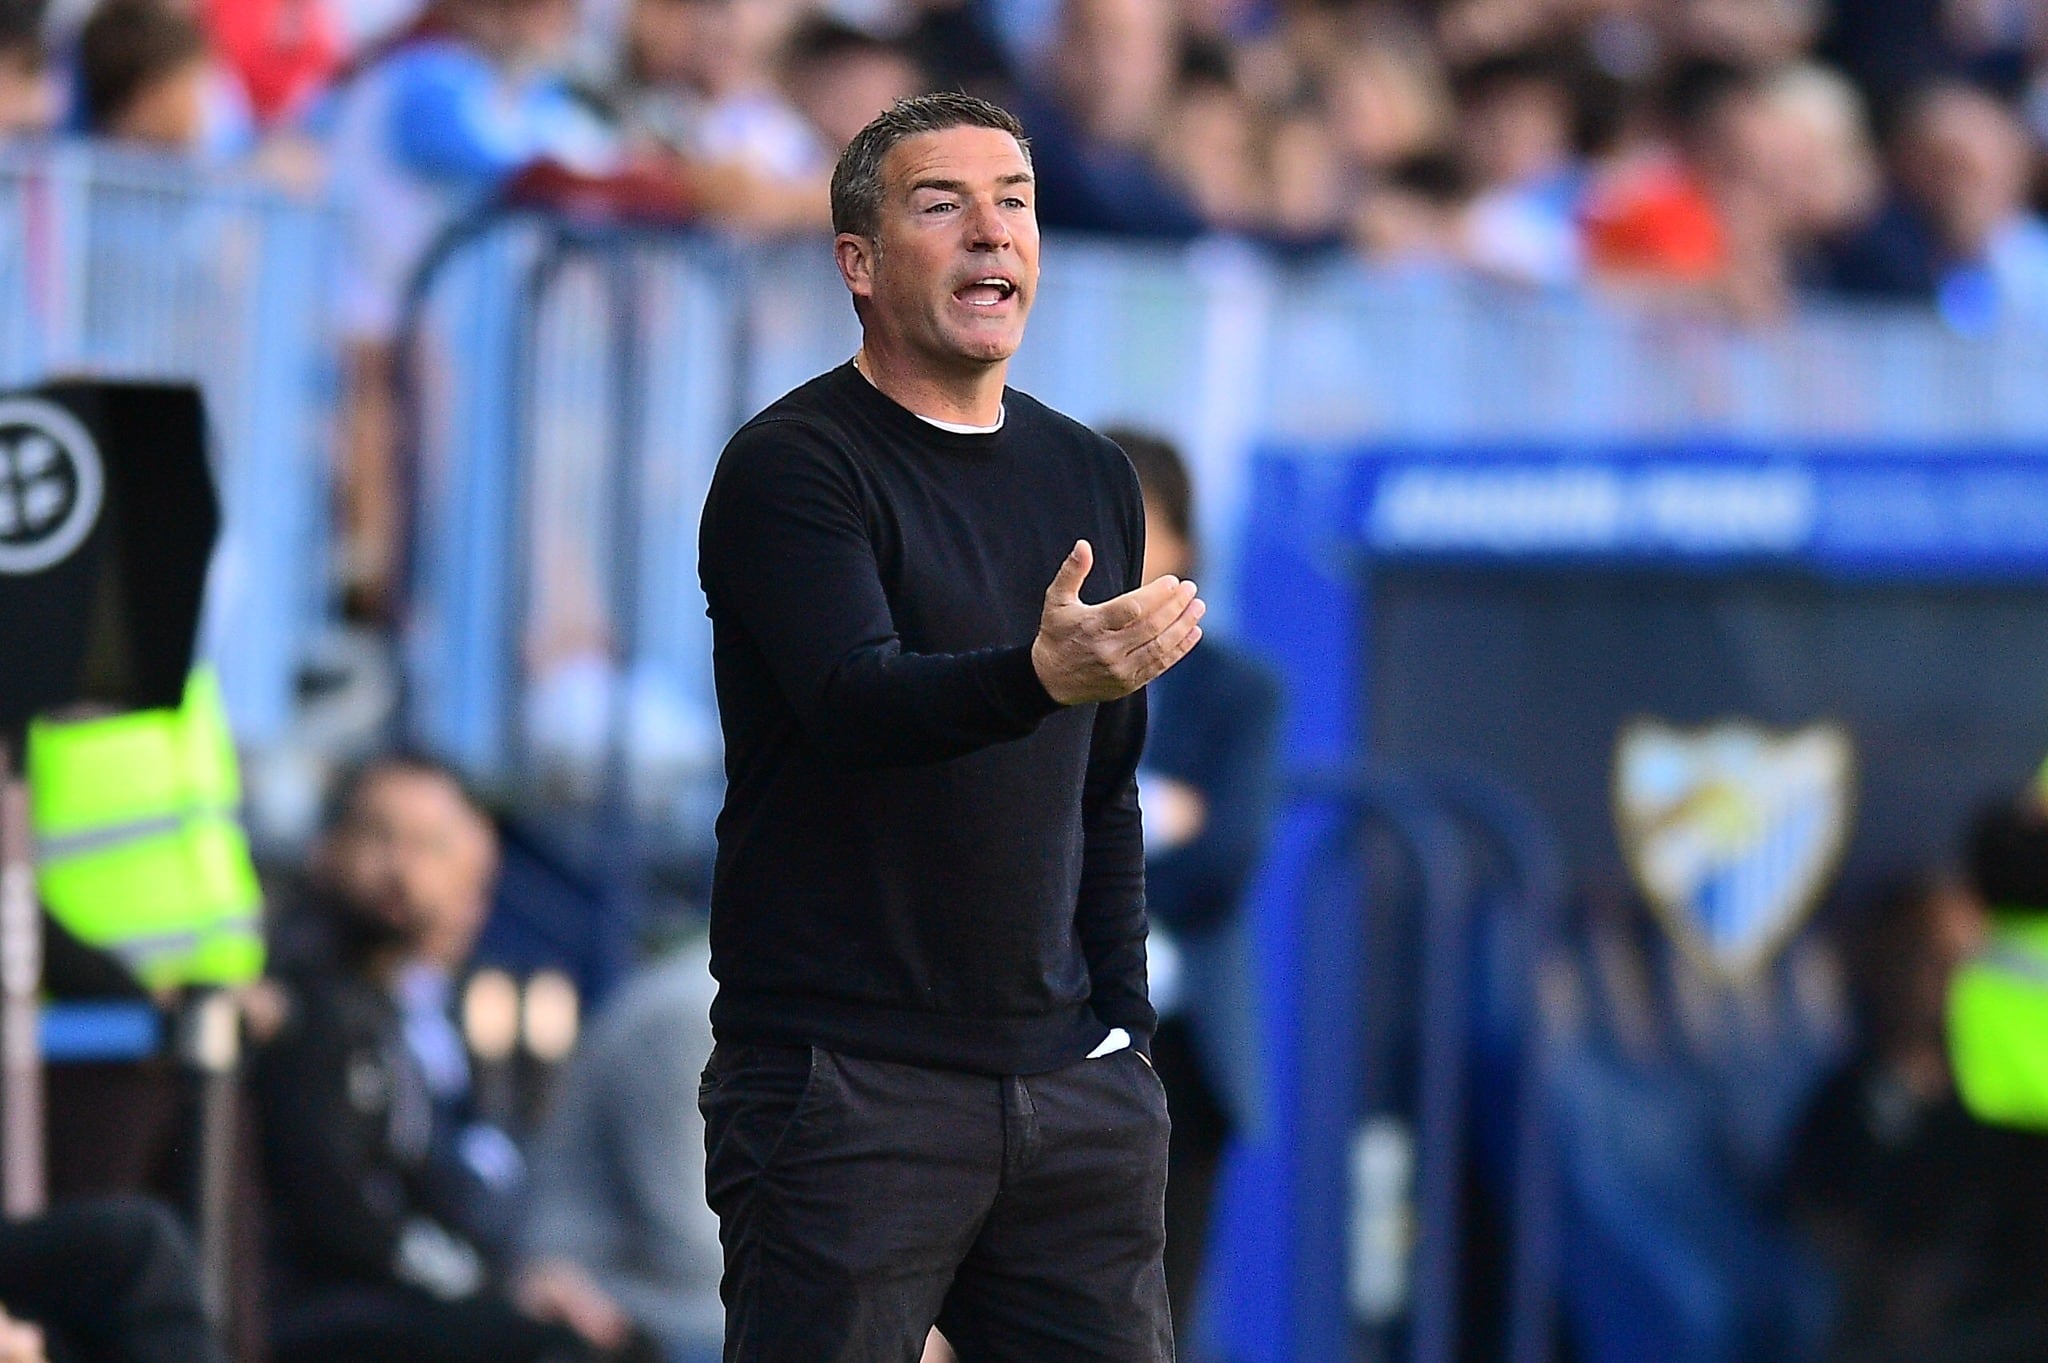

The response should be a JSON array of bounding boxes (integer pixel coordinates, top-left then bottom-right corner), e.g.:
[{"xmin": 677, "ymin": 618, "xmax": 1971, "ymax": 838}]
[
  {"xmin": 5, "ymin": 0, "xmax": 2048, "ymax": 330},
  {"xmin": 6, "ymin": 0, "xmax": 2048, "ymax": 606}
]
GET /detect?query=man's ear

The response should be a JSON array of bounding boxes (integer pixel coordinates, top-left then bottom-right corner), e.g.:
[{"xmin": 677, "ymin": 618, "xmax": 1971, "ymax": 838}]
[{"xmin": 835, "ymin": 232, "xmax": 875, "ymax": 301}]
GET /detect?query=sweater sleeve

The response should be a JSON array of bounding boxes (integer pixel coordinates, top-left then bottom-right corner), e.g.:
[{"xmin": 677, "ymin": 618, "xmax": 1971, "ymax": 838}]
[
  {"xmin": 1074, "ymin": 462, "xmax": 1156, "ymax": 1047},
  {"xmin": 698, "ymin": 419, "xmax": 1062, "ymax": 769}
]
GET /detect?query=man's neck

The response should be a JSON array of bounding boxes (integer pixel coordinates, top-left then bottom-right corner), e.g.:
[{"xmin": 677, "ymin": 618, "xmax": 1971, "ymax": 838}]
[{"xmin": 855, "ymin": 344, "xmax": 1007, "ymax": 427}]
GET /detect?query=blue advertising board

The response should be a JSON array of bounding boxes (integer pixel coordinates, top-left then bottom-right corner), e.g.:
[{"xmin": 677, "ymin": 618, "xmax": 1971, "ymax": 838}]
[{"xmin": 1219, "ymin": 442, "xmax": 2048, "ymax": 1363}]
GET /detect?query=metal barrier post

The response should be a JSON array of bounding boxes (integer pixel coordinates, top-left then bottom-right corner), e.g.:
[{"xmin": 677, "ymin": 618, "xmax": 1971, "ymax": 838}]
[
  {"xmin": 180, "ymin": 991, "xmax": 241, "ymax": 1326},
  {"xmin": 0, "ymin": 748, "xmax": 44, "ymax": 1218},
  {"xmin": 1289, "ymin": 770, "xmax": 1468, "ymax": 1363},
  {"xmin": 1420, "ymin": 772, "xmax": 1569, "ymax": 1363}
]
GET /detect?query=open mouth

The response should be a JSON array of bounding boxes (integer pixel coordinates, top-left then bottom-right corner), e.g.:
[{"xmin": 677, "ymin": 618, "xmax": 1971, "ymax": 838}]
[{"xmin": 954, "ymin": 276, "xmax": 1018, "ymax": 308}]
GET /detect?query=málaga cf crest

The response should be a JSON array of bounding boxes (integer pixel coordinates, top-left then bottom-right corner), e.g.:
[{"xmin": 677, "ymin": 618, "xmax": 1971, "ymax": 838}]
[{"xmin": 1614, "ymin": 720, "xmax": 1855, "ymax": 980}]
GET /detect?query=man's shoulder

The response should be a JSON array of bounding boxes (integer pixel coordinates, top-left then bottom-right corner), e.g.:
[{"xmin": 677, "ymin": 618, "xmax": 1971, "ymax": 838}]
[
  {"xmin": 1003, "ymin": 390, "xmax": 1135, "ymax": 480},
  {"xmin": 739, "ymin": 366, "xmax": 856, "ymax": 432},
  {"xmin": 718, "ymin": 369, "xmax": 862, "ymax": 466}
]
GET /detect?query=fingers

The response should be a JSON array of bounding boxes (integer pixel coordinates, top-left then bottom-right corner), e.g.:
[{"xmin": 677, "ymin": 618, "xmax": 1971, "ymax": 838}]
[
  {"xmin": 1096, "ymin": 573, "xmax": 1192, "ymax": 630},
  {"xmin": 1116, "ymin": 581, "xmax": 1203, "ymax": 652},
  {"xmin": 1131, "ymin": 607, "xmax": 1204, "ymax": 683},
  {"xmin": 1043, "ymin": 540, "xmax": 1093, "ymax": 607}
]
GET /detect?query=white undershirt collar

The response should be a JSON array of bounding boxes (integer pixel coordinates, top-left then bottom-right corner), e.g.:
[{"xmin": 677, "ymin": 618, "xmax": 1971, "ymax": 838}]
[{"xmin": 853, "ymin": 353, "xmax": 1005, "ymax": 434}]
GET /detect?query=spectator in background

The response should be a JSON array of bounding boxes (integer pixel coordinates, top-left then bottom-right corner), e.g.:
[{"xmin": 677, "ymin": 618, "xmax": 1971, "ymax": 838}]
[
  {"xmin": 0, "ymin": 1, "xmax": 56, "ymax": 138},
  {"xmin": 1583, "ymin": 59, "xmax": 1813, "ymax": 320},
  {"xmin": 1762, "ymin": 62, "xmax": 1885, "ymax": 283},
  {"xmin": 325, "ymin": 0, "xmax": 612, "ymax": 617},
  {"xmin": 610, "ymin": 0, "xmax": 827, "ymax": 214},
  {"xmin": 1582, "ymin": 61, "xmax": 1746, "ymax": 291},
  {"xmin": 1453, "ymin": 51, "xmax": 1588, "ymax": 287},
  {"xmin": 517, "ymin": 932, "xmax": 723, "ymax": 1363},
  {"xmin": 1017, "ymin": 0, "xmax": 1205, "ymax": 237},
  {"xmin": 1261, "ymin": 100, "xmax": 1351, "ymax": 249},
  {"xmin": 1825, "ymin": 82, "xmax": 2048, "ymax": 331},
  {"xmin": 1108, "ymin": 428, "xmax": 1281, "ymax": 1363},
  {"xmin": 1789, "ymin": 869, "xmax": 2048, "ymax": 1363},
  {"xmin": 1317, "ymin": 25, "xmax": 1453, "ymax": 192},
  {"xmin": 778, "ymin": 16, "xmax": 922, "ymax": 152},
  {"xmin": 76, "ymin": 0, "xmax": 213, "ymax": 148},
  {"xmin": 252, "ymin": 755, "xmax": 636, "ymax": 1363},
  {"xmin": 1817, "ymin": 0, "xmax": 1968, "ymax": 121},
  {"xmin": 1152, "ymin": 54, "xmax": 1262, "ymax": 233},
  {"xmin": 1356, "ymin": 151, "xmax": 1473, "ymax": 269}
]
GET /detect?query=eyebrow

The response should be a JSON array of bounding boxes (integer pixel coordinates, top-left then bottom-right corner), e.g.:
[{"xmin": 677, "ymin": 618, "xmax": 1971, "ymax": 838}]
[{"xmin": 908, "ymin": 173, "xmax": 1036, "ymax": 195}]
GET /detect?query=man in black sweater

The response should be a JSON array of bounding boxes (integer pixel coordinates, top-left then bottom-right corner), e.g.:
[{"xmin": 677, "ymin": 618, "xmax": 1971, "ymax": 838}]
[{"xmin": 696, "ymin": 92, "xmax": 1204, "ymax": 1362}]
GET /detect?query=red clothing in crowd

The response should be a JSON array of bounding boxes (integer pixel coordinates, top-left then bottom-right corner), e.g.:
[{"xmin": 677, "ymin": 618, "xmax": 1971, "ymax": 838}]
[
  {"xmin": 203, "ymin": 0, "xmax": 341, "ymax": 124},
  {"xmin": 1581, "ymin": 154, "xmax": 1727, "ymax": 283}
]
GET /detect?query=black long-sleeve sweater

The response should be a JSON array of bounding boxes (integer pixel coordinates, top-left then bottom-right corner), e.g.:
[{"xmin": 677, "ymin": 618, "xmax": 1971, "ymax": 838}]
[{"xmin": 696, "ymin": 362, "xmax": 1154, "ymax": 1075}]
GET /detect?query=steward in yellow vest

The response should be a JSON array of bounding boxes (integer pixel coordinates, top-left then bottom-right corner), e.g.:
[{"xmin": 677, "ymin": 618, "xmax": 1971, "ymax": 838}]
[
  {"xmin": 1951, "ymin": 790, "xmax": 2048, "ymax": 1131},
  {"xmin": 25, "ymin": 669, "xmax": 263, "ymax": 991}
]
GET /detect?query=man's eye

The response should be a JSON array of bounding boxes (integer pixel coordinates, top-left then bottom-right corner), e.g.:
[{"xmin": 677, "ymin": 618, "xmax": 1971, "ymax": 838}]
[
  {"xmin": 924, "ymin": 201, "xmax": 958, "ymax": 213},
  {"xmin": 1002, "ymin": 197, "xmax": 1028, "ymax": 209}
]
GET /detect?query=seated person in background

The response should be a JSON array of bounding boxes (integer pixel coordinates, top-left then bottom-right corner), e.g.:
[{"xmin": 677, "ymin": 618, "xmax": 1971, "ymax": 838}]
[
  {"xmin": 380, "ymin": 754, "xmax": 528, "ymax": 1261},
  {"xmin": 0, "ymin": 1196, "xmax": 227, "ymax": 1363},
  {"xmin": 517, "ymin": 929, "xmax": 722, "ymax": 1363},
  {"xmin": 1787, "ymin": 870, "xmax": 2048, "ymax": 1363},
  {"xmin": 252, "ymin": 754, "xmax": 641, "ymax": 1363}
]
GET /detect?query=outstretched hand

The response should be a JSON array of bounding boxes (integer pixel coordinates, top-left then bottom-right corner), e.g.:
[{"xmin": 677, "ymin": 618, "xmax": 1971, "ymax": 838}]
[{"xmin": 1031, "ymin": 540, "xmax": 1205, "ymax": 705}]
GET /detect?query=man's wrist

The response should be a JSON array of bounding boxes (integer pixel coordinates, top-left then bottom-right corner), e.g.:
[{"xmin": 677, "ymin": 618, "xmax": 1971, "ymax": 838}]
[
  {"xmin": 1029, "ymin": 635, "xmax": 1072, "ymax": 706},
  {"xmin": 1009, "ymin": 641, "xmax": 1066, "ymax": 718}
]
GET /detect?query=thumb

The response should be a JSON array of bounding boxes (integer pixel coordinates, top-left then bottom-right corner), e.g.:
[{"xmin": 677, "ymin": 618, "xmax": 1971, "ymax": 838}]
[{"xmin": 1045, "ymin": 540, "xmax": 1093, "ymax": 606}]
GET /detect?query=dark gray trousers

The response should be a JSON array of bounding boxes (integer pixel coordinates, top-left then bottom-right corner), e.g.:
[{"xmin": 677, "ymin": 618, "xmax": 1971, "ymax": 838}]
[{"xmin": 701, "ymin": 1042, "xmax": 1173, "ymax": 1363}]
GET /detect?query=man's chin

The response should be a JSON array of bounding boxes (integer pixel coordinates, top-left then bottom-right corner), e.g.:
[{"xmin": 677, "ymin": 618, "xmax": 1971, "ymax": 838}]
[{"xmin": 945, "ymin": 331, "xmax": 1025, "ymax": 366}]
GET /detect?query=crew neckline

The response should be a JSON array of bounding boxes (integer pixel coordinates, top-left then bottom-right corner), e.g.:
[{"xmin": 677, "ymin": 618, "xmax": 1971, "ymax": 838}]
[{"xmin": 846, "ymin": 358, "xmax": 1006, "ymax": 437}]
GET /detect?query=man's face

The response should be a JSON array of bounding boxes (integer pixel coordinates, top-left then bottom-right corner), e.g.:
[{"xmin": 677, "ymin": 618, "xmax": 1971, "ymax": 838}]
[
  {"xmin": 319, "ymin": 769, "xmax": 498, "ymax": 964},
  {"xmin": 838, "ymin": 125, "xmax": 1040, "ymax": 372}
]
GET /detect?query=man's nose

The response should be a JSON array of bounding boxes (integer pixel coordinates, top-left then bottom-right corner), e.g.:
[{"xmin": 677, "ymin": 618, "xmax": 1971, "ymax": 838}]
[{"xmin": 964, "ymin": 197, "xmax": 1010, "ymax": 249}]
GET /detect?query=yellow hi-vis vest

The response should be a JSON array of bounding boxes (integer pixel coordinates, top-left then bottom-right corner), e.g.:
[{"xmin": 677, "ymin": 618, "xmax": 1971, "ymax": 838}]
[
  {"xmin": 1949, "ymin": 912, "xmax": 2048, "ymax": 1131},
  {"xmin": 25, "ymin": 669, "xmax": 264, "ymax": 989}
]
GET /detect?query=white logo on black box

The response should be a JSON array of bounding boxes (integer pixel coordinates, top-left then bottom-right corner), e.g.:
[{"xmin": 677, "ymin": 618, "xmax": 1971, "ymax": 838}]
[{"xmin": 0, "ymin": 399, "xmax": 103, "ymax": 576}]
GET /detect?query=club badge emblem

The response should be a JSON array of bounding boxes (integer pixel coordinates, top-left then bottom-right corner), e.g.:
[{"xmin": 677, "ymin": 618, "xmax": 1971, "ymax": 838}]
[{"xmin": 1615, "ymin": 719, "xmax": 1854, "ymax": 979}]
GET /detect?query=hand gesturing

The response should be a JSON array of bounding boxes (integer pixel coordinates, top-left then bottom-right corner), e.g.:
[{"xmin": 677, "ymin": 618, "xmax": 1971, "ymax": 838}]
[{"xmin": 1030, "ymin": 540, "xmax": 1205, "ymax": 705}]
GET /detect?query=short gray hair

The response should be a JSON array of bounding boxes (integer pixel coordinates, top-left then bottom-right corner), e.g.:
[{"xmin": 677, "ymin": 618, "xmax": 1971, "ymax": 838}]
[{"xmin": 830, "ymin": 92, "xmax": 1031, "ymax": 238}]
